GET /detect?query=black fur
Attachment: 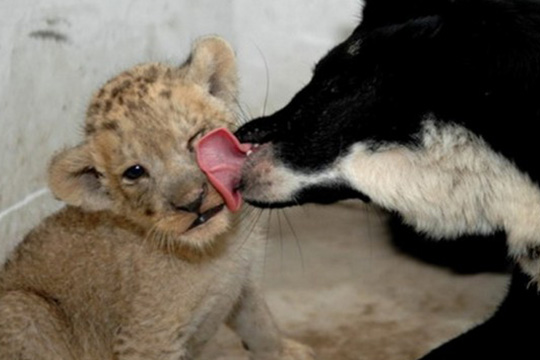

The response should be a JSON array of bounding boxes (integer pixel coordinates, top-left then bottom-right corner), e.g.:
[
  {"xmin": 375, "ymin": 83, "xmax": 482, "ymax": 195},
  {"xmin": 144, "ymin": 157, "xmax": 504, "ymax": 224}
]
[
  {"xmin": 238, "ymin": 0, "xmax": 540, "ymax": 179},
  {"xmin": 420, "ymin": 266, "xmax": 540, "ymax": 359},
  {"xmin": 389, "ymin": 215, "xmax": 511, "ymax": 274},
  {"xmin": 236, "ymin": 0, "xmax": 540, "ymax": 357}
]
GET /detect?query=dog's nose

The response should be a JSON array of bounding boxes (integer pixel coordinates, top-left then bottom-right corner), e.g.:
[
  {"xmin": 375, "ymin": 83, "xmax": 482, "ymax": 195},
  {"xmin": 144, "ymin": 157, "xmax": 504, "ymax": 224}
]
[{"xmin": 173, "ymin": 183, "xmax": 208, "ymax": 213}]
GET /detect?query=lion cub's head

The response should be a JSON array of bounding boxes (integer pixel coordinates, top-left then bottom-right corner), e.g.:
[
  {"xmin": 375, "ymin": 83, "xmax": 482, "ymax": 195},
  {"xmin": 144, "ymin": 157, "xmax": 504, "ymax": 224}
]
[{"xmin": 48, "ymin": 36, "xmax": 239, "ymax": 252}]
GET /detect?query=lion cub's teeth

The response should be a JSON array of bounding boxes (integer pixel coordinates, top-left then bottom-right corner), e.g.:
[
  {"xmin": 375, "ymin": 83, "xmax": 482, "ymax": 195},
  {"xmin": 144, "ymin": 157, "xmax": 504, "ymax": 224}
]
[{"xmin": 246, "ymin": 150, "xmax": 253, "ymax": 156}]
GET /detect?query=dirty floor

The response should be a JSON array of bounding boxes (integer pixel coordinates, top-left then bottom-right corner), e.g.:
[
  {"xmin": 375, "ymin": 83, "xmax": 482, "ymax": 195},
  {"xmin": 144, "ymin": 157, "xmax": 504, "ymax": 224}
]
[{"xmin": 200, "ymin": 202, "xmax": 509, "ymax": 360}]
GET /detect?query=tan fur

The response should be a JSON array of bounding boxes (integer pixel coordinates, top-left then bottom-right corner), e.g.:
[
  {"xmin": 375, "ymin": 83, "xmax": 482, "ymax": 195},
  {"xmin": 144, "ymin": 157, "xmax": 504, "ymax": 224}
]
[{"xmin": 0, "ymin": 36, "xmax": 314, "ymax": 360}]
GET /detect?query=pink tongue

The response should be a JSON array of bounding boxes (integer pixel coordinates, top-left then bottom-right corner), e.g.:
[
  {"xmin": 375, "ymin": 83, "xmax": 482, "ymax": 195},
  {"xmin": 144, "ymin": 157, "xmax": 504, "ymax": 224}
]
[{"xmin": 195, "ymin": 128, "xmax": 252, "ymax": 212}]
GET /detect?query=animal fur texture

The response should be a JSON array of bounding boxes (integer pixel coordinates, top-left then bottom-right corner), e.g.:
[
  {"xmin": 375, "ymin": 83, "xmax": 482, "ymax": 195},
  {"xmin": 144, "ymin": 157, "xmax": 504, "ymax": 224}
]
[
  {"xmin": 0, "ymin": 36, "xmax": 314, "ymax": 360},
  {"xmin": 236, "ymin": 0, "xmax": 540, "ymax": 358}
]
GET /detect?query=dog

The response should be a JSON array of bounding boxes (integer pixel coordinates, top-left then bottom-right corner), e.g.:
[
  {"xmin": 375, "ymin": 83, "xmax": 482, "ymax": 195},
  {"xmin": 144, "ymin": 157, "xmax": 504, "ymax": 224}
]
[{"xmin": 234, "ymin": 0, "xmax": 540, "ymax": 358}]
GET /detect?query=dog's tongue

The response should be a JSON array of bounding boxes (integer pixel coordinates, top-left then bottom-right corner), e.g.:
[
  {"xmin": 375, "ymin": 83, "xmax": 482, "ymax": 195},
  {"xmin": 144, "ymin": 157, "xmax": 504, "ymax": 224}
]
[{"xmin": 195, "ymin": 128, "xmax": 252, "ymax": 212}]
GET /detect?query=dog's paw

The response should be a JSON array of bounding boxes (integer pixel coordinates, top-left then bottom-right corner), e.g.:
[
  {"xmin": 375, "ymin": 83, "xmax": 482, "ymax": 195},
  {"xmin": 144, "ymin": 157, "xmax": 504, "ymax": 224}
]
[
  {"xmin": 279, "ymin": 339, "xmax": 316, "ymax": 360},
  {"xmin": 250, "ymin": 338, "xmax": 316, "ymax": 360}
]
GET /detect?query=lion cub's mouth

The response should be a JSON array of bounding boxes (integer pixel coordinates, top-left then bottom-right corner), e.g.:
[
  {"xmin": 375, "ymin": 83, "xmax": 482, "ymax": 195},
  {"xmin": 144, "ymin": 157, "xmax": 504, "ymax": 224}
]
[{"xmin": 187, "ymin": 204, "xmax": 225, "ymax": 231}]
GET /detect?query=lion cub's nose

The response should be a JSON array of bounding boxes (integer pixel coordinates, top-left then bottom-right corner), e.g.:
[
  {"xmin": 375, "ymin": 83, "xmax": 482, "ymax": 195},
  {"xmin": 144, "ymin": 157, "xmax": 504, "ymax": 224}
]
[{"xmin": 173, "ymin": 183, "xmax": 208, "ymax": 214}]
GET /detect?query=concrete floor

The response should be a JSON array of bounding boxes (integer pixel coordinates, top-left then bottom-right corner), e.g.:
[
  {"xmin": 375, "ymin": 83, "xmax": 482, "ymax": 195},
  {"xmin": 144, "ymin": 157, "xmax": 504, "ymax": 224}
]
[{"xmin": 200, "ymin": 202, "xmax": 509, "ymax": 360}]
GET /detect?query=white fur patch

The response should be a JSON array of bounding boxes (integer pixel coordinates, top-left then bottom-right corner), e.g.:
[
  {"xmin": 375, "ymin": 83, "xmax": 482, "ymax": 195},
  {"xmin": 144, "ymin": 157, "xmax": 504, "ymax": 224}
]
[
  {"xmin": 249, "ymin": 165, "xmax": 342, "ymax": 205},
  {"xmin": 340, "ymin": 119, "xmax": 540, "ymax": 264}
]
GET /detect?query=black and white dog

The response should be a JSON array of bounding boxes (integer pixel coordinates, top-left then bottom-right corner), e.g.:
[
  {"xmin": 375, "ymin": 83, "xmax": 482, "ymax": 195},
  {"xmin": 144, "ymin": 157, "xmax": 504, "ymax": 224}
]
[{"xmin": 236, "ymin": 0, "xmax": 540, "ymax": 358}]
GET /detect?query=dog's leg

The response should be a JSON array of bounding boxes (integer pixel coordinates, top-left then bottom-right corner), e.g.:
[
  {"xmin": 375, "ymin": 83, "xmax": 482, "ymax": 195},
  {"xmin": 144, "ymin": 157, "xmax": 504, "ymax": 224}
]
[
  {"xmin": 226, "ymin": 282, "xmax": 315, "ymax": 360},
  {"xmin": 419, "ymin": 266, "xmax": 540, "ymax": 359},
  {"xmin": 0, "ymin": 290, "xmax": 76, "ymax": 360}
]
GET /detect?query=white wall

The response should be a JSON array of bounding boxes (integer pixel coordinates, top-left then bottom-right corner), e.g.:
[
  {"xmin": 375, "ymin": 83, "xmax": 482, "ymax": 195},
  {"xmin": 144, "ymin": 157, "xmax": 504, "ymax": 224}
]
[{"xmin": 0, "ymin": 0, "xmax": 360, "ymax": 261}]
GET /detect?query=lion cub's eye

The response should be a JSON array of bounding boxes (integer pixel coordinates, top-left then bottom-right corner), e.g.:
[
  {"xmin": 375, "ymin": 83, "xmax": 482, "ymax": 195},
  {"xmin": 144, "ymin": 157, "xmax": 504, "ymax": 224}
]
[
  {"xmin": 187, "ymin": 128, "xmax": 207, "ymax": 151},
  {"xmin": 122, "ymin": 165, "xmax": 147, "ymax": 181}
]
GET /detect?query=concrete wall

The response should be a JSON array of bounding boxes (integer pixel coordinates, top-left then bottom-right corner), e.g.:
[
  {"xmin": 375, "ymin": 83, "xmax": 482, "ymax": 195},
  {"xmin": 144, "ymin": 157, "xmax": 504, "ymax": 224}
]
[{"xmin": 0, "ymin": 0, "xmax": 360, "ymax": 262}]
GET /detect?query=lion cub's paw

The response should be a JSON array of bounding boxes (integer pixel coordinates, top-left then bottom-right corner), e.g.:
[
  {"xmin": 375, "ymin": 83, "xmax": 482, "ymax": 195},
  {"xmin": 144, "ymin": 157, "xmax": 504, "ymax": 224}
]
[
  {"xmin": 280, "ymin": 339, "xmax": 316, "ymax": 360},
  {"xmin": 251, "ymin": 338, "xmax": 316, "ymax": 360}
]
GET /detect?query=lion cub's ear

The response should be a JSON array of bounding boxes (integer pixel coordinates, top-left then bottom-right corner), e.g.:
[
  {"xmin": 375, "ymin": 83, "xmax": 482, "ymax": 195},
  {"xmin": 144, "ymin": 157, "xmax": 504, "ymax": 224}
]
[
  {"xmin": 185, "ymin": 36, "xmax": 238, "ymax": 105},
  {"xmin": 48, "ymin": 143, "xmax": 112, "ymax": 211}
]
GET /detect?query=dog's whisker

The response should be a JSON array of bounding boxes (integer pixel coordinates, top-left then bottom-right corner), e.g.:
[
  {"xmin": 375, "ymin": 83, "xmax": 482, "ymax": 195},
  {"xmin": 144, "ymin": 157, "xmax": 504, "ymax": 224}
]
[
  {"xmin": 233, "ymin": 98, "xmax": 252, "ymax": 126},
  {"xmin": 236, "ymin": 207, "xmax": 260, "ymax": 243},
  {"xmin": 282, "ymin": 209, "xmax": 305, "ymax": 272},
  {"xmin": 247, "ymin": 40, "xmax": 271, "ymax": 118},
  {"xmin": 263, "ymin": 209, "xmax": 274, "ymax": 277},
  {"xmin": 234, "ymin": 94, "xmax": 255, "ymax": 127},
  {"xmin": 234, "ymin": 206, "xmax": 257, "ymax": 226},
  {"xmin": 260, "ymin": 51, "xmax": 271, "ymax": 117},
  {"xmin": 237, "ymin": 208, "xmax": 265, "ymax": 252},
  {"xmin": 276, "ymin": 209, "xmax": 284, "ymax": 272},
  {"xmin": 234, "ymin": 205, "xmax": 254, "ymax": 223}
]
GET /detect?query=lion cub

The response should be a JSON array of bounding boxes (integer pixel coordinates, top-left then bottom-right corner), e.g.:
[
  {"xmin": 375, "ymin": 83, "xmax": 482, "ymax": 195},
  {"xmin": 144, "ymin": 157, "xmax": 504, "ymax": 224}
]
[{"xmin": 0, "ymin": 37, "xmax": 314, "ymax": 360}]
